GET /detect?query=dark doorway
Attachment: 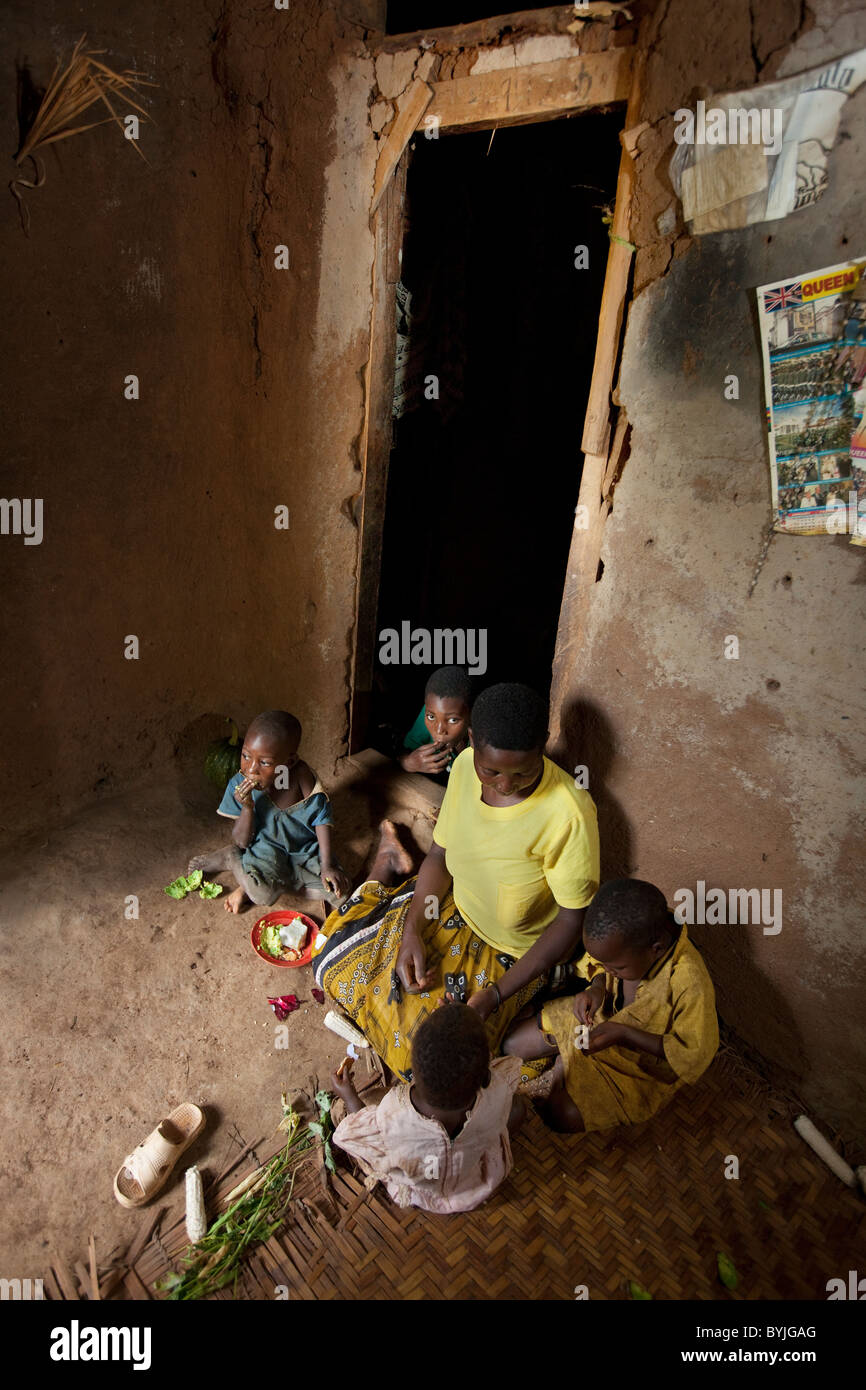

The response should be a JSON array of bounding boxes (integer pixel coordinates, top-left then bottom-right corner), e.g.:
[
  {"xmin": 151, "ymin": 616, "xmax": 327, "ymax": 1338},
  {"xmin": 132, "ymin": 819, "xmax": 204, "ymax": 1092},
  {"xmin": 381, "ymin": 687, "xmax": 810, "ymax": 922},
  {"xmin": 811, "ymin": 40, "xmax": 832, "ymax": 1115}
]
[{"xmin": 371, "ymin": 111, "xmax": 622, "ymax": 752}]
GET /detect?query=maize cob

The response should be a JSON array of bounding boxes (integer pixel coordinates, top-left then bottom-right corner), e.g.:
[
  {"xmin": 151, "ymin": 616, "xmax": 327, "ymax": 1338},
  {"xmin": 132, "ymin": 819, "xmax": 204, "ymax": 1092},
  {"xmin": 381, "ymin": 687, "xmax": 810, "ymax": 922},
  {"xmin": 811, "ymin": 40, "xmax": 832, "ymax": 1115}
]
[
  {"xmin": 184, "ymin": 1165, "xmax": 207, "ymax": 1245},
  {"xmin": 323, "ymin": 1010, "xmax": 369, "ymax": 1049}
]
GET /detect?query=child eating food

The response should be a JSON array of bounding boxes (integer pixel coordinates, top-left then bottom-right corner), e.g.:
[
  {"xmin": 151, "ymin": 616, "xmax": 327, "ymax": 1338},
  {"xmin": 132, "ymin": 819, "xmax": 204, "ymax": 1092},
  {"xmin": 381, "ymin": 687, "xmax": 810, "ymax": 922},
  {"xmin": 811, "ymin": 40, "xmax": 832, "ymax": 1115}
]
[
  {"xmin": 331, "ymin": 1003, "xmax": 525, "ymax": 1213},
  {"xmin": 399, "ymin": 666, "xmax": 473, "ymax": 779},
  {"xmin": 188, "ymin": 709, "xmax": 349, "ymax": 914},
  {"xmin": 502, "ymin": 878, "xmax": 718, "ymax": 1132}
]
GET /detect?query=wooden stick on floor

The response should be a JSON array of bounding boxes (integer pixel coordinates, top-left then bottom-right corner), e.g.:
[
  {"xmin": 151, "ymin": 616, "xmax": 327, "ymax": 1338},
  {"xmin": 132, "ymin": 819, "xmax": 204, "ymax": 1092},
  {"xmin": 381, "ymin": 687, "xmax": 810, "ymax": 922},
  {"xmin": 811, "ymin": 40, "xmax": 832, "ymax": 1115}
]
[{"xmin": 88, "ymin": 1233, "xmax": 100, "ymax": 1301}]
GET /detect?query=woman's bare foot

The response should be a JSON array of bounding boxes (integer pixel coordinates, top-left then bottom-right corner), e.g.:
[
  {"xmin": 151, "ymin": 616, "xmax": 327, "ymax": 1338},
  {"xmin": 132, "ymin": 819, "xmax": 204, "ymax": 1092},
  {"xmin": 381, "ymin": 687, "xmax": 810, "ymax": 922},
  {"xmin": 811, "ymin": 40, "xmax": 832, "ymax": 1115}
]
[
  {"xmin": 224, "ymin": 885, "xmax": 247, "ymax": 914},
  {"xmin": 368, "ymin": 819, "xmax": 413, "ymax": 886}
]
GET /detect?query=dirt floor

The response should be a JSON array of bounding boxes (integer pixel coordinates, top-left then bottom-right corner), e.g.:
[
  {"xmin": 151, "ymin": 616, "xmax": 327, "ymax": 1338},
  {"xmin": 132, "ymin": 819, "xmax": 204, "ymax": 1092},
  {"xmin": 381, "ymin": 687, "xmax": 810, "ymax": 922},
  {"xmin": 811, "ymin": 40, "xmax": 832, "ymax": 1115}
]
[{"xmin": 0, "ymin": 752, "xmax": 436, "ymax": 1282}]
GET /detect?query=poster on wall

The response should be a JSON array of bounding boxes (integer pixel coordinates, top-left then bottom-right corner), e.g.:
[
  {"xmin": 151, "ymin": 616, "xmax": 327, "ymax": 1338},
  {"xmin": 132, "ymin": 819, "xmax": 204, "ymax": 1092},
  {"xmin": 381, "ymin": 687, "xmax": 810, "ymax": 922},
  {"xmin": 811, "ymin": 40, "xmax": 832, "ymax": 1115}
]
[
  {"xmin": 671, "ymin": 49, "xmax": 866, "ymax": 234},
  {"xmin": 756, "ymin": 256, "xmax": 866, "ymax": 544}
]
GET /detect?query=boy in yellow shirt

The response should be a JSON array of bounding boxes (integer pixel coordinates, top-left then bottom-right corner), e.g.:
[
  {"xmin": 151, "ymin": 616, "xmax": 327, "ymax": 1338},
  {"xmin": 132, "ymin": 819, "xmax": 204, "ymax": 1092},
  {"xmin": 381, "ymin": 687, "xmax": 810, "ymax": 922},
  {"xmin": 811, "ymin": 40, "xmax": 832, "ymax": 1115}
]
[{"xmin": 502, "ymin": 878, "xmax": 718, "ymax": 1131}]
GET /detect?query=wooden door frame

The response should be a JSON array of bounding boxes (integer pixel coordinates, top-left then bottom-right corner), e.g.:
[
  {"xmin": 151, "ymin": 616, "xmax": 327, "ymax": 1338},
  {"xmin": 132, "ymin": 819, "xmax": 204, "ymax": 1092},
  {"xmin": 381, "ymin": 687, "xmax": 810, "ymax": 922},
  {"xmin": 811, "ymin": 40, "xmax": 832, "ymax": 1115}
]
[{"xmin": 349, "ymin": 41, "xmax": 643, "ymax": 752}]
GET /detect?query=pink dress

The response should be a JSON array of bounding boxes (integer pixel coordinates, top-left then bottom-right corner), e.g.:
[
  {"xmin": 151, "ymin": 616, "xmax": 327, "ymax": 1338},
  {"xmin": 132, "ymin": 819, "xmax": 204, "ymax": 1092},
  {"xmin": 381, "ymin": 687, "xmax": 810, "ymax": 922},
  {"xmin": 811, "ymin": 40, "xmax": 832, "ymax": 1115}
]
[{"xmin": 333, "ymin": 1056, "xmax": 522, "ymax": 1213}]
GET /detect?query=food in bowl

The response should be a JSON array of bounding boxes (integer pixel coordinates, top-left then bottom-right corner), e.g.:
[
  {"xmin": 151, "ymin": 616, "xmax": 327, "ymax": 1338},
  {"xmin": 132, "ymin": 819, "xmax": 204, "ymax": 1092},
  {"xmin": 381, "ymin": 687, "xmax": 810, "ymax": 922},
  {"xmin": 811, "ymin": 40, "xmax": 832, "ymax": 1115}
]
[{"xmin": 259, "ymin": 919, "xmax": 307, "ymax": 962}]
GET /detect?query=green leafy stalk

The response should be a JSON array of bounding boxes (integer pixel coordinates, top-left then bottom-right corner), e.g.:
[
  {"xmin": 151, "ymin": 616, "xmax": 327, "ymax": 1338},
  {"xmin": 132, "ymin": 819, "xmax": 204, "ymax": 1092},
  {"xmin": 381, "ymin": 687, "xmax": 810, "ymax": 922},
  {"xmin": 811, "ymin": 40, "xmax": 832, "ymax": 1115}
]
[{"xmin": 157, "ymin": 1097, "xmax": 321, "ymax": 1301}]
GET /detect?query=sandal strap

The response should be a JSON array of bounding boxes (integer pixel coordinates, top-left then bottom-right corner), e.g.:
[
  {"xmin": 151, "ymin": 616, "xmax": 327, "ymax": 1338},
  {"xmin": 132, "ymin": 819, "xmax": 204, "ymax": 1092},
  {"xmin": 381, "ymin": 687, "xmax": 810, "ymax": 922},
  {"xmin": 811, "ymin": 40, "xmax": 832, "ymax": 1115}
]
[{"xmin": 123, "ymin": 1124, "xmax": 182, "ymax": 1194}]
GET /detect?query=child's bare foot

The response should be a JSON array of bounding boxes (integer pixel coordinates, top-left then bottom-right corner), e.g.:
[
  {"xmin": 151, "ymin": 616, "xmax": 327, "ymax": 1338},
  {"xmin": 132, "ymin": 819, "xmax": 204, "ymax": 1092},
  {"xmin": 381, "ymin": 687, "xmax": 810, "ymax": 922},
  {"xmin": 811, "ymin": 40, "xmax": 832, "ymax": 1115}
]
[
  {"xmin": 224, "ymin": 886, "xmax": 248, "ymax": 914},
  {"xmin": 188, "ymin": 851, "xmax": 228, "ymax": 875}
]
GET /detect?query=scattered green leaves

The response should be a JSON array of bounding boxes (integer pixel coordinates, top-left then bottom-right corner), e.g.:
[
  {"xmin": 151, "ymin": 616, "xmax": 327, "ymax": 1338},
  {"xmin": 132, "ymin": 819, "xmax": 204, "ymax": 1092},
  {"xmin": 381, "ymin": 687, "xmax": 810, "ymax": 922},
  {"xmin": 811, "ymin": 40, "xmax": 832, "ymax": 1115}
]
[
  {"xmin": 164, "ymin": 870, "xmax": 222, "ymax": 901},
  {"xmin": 628, "ymin": 1279, "xmax": 653, "ymax": 1300},
  {"xmin": 313, "ymin": 1089, "xmax": 336, "ymax": 1174},
  {"xmin": 154, "ymin": 1270, "xmax": 184, "ymax": 1294},
  {"xmin": 717, "ymin": 1252, "xmax": 739, "ymax": 1290}
]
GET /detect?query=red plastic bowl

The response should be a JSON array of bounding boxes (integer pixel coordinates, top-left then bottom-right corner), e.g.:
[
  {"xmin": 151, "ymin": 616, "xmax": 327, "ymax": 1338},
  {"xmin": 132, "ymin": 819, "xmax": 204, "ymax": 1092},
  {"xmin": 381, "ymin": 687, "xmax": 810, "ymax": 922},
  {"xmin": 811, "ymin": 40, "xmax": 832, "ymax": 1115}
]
[{"xmin": 250, "ymin": 909, "xmax": 319, "ymax": 968}]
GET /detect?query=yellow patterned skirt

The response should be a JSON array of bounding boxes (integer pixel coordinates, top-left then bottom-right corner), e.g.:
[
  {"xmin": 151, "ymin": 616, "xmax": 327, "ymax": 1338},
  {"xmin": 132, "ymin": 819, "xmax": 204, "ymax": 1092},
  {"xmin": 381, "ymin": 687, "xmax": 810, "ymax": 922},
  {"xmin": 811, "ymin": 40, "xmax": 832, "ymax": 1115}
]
[{"xmin": 311, "ymin": 877, "xmax": 552, "ymax": 1085}]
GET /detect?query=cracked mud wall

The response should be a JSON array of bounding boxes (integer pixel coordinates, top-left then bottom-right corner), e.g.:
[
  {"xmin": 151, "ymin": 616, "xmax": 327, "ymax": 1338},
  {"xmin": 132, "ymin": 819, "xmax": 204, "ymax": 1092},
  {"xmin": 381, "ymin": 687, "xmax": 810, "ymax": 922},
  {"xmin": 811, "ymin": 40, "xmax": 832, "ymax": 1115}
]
[
  {"xmin": 1, "ymin": 1, "xmax": 382, "ymax": 835},
  {"xmin": 552, "ymin": 0, "xmax": 866, "ymax": 1141}
]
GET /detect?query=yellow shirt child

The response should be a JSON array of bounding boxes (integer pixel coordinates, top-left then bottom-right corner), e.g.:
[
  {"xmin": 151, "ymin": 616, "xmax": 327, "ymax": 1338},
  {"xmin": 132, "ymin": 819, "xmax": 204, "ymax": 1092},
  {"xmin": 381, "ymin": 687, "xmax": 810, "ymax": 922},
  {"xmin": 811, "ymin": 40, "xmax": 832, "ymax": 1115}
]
[{"xmin": 503, "ymin": 879, "xmax": 718, "ymax": 1132}]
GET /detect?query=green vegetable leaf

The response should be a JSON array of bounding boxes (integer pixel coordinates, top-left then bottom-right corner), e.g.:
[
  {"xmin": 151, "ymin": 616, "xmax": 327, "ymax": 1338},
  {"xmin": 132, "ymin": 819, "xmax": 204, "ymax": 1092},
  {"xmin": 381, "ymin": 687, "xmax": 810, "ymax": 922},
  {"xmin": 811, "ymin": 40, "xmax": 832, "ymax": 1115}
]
[
  {"xmin": 307, "ymin": 1121, "xmax": 323, "ymax": 1140},
  {"xmin": 628, "ymin": 1280, "xmax": 652, "ymax": 1300},
  {"xmin": 323, "ymin": 1140, "xmax": 336, "ymax": 1174},
  {"xmin": 164, "ymin": 878, "xmax": 189, "ymax": 899},
  {"xmin": 155, "ymin": 1270, "xmax": 184, "ymax": 1292},
  {"xmin": 315, "ymin": 1089, "xmax": 332, "ymax": 1115},
  {"xmin": 717, "ymin": 1252, "xmax": 739, "ymax": 1289},
  {"xmin": 185, "ymin": 869, "xmax": 203, "ymax": 890},
  {"xmin": 199, "ymin": 880, "xmax": 223, "ymax": 899}
]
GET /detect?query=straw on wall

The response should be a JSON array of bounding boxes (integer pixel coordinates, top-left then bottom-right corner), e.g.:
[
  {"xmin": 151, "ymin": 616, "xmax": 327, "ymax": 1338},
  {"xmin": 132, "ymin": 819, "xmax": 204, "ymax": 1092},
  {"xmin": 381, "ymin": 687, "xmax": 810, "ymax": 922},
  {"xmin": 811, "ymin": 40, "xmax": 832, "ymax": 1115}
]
[{"xmin": 10, "ymin": 33, "xmax": 154, "ymax": 232}]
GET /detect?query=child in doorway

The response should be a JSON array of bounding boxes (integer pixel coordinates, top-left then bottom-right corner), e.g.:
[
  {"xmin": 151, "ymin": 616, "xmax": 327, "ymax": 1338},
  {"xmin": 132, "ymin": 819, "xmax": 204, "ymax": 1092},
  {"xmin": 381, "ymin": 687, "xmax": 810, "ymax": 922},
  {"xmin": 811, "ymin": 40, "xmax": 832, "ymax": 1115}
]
[
  {"xmin": 331, "ymin": 1003, "xmax": 526, "ymax": 1213},
  {"xmin": 188, "ymin": 709, "xmax": 350, "ymax": 915},
  {"xmin": 502, "ymin": 878, "xmax": 718, "ymax": 1132},
  {"xmin": 399, "ymin": 665, "xmax": 473, "ymax": 779}
]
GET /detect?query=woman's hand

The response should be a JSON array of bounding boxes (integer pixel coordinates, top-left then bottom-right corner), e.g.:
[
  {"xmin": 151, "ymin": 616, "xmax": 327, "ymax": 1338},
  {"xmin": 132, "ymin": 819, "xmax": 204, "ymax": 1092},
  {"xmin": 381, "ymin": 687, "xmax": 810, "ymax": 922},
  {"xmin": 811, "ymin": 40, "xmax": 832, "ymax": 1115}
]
[
  {"xmin": 396, "ymin": 924, "xmax": 435, "ymax": 992},
  {"xmin": 466, "ymin": 985, "xmax": 499, "ymax": 1022},
  {"xmin": 574, "ymin": 979, "xmax": 605, "ymax": 1026},
  {"xmin": 398, "ymin": 843, "xmax": 452, "ymax": 991}
]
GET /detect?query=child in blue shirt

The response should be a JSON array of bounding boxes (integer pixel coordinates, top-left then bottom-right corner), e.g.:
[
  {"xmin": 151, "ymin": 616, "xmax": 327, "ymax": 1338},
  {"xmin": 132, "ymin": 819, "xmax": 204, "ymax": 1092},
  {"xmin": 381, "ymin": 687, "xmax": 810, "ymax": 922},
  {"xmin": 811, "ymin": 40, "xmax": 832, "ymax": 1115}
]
[{"xmin": 189, "ymin": 709, "xmax": 349, "ymax": 914}]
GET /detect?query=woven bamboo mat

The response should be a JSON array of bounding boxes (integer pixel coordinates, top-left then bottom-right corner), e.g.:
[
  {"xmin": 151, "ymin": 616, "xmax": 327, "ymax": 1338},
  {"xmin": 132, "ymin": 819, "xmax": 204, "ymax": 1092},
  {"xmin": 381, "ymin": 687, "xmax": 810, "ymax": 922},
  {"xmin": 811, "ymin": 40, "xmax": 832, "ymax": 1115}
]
[{"xmin": 48, "ymin": 1054, "xmax": 865, "ymax": 1302}]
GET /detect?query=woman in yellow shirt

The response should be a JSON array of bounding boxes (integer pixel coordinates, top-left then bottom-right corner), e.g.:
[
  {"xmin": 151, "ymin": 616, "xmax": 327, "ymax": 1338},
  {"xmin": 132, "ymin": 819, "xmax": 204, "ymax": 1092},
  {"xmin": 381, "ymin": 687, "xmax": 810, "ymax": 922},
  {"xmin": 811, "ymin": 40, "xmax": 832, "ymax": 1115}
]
[{"xmin": 313, "ymin": 684, "xmax": 600, "ymax": 1080}]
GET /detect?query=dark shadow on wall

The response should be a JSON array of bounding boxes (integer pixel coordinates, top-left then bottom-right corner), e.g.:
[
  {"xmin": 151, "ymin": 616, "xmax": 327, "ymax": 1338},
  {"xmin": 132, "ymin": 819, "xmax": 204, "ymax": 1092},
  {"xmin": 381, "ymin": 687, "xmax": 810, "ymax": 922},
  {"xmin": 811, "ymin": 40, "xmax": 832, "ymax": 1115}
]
[
  {"xmin": 552, "ymin": 696, "xmax": 633, "ymax": 881},
  {"xmin": 552, "ymin": 699, "xmax": 807, "ymax": 1095}
]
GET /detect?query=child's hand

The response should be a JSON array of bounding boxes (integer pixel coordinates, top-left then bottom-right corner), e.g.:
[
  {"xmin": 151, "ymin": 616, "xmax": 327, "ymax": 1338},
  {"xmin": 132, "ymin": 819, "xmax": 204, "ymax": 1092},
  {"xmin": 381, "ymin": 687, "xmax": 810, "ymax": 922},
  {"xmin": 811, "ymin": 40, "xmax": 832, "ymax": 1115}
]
[
  {"xmin": 321, "ymin": 866, "xmax": 350, "ymax": 897},
  {"xmin": 585, "ymin": 1021, "xmax": 623, "ymax": 1055},
  {"xmin": 234, "ymin": 776, "xmax": 258, "ymax": 808},
  {"xmin": 402, "ymin": 744, "xmax": 451, "ymax": 775},
  {"xmin": 332, "ymin": 1058, "xmax": 358, "ymax": 1101},
  {"xmin": 574, "ymin": 980, "xmax": 605, "ymax": 1026}
]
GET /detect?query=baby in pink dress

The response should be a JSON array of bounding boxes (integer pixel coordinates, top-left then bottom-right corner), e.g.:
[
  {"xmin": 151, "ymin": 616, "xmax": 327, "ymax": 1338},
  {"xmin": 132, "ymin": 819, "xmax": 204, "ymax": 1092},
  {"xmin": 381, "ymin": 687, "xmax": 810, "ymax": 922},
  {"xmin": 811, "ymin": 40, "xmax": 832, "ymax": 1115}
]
[{"xmin": 331, "ymin": 1003, "xmax": 526, "ymax": 1214}]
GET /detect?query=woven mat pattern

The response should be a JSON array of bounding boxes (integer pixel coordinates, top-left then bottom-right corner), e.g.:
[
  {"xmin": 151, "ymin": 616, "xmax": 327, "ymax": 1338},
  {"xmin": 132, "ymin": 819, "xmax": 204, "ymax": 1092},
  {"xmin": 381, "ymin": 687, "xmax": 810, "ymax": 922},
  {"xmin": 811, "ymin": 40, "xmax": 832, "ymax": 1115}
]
[{"xmin": 49, "ymin": 1056, "xmax": 866, "ymax": 1301}]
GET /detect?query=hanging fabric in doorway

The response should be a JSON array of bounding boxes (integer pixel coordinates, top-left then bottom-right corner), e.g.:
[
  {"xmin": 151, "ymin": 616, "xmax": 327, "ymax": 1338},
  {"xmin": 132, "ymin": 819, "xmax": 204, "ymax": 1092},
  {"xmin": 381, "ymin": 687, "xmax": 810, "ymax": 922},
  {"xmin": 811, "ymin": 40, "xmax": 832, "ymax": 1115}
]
[
  {"xmin": 756, "ymin": 256, "xmax": 866, "ymax": 544},
  {"xmin": 392, "ymin": 274, "xmax": 467, "ymax": 423}
]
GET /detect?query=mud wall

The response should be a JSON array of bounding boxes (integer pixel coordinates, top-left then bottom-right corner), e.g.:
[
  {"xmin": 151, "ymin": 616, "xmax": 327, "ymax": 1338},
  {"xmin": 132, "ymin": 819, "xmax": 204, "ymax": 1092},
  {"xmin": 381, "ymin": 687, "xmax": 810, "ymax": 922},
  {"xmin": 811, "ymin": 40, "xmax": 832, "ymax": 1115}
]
[
  {"xmin": 0, "ymin": 0, "xmax": 383, "ymax": 836},
  {"xmin": 552, "ymin": 0, "xmax": 866, "ymax": 1142}
]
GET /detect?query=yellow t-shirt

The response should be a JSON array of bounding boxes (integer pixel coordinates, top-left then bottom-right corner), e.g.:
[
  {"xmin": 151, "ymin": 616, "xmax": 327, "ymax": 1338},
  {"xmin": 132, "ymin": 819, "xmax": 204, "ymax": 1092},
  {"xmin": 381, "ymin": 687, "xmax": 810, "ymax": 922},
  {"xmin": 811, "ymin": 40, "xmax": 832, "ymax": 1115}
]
[{"xmin": 432, "ymin": 748, "xmax": 600, "ymax": 957}]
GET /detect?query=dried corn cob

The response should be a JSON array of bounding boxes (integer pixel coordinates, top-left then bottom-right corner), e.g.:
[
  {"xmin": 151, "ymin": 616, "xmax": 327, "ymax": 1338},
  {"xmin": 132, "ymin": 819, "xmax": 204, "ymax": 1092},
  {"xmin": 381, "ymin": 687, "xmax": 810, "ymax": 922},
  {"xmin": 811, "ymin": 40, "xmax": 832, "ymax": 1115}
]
[
  {"xmin": 184, "ymin": 1165, "xmax": 207, "ymax": 1245},
  {"xmin": 323, "ymin": 1010, "xmax": 369, "ymax": 1049}
]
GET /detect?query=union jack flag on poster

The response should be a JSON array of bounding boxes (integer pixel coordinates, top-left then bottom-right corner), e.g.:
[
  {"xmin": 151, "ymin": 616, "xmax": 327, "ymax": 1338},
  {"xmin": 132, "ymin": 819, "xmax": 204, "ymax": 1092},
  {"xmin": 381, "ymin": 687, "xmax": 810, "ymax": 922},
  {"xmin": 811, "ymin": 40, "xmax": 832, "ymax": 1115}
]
[{"xmin": 762, "ymin": 281, "xmax": 802, "ymax": 313}]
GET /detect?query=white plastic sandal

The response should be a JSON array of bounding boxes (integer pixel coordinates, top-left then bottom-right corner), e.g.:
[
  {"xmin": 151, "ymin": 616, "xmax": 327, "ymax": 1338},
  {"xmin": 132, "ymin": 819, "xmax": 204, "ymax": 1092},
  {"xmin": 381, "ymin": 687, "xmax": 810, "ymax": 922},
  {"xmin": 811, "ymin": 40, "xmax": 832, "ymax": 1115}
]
[{"xmin": 113, "ymin": 1103, "xmax": 205, "ymax": 1209}]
